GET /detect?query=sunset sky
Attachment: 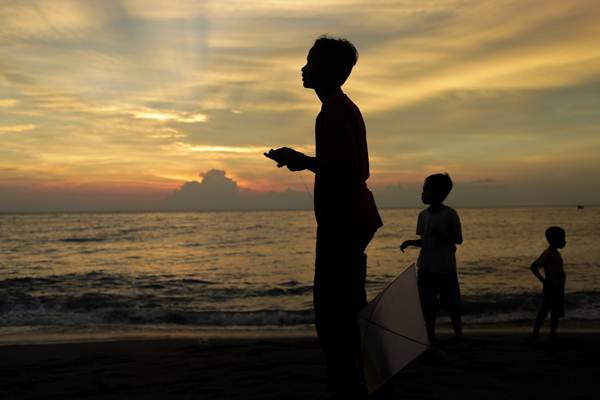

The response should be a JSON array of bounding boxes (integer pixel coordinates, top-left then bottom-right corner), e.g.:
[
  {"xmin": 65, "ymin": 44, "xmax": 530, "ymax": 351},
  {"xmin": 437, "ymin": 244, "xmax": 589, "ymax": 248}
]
[{"xmin": 1, "ymin": 0, "xmax": 599, "ymax": 211}]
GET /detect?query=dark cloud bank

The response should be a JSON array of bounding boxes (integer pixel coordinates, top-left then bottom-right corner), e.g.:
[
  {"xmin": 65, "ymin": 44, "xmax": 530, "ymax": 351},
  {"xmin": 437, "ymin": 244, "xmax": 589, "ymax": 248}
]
[
  {"xmin": 164, "ymin": 170, "xmax": 312, "ymax": 211},
  {"xmin": 0, "ymin": 170, "xmax": 595, "ymax": 213},
  {"xmin": 164, "ymin": 170, "xmax": 596, "ymax": 211}
]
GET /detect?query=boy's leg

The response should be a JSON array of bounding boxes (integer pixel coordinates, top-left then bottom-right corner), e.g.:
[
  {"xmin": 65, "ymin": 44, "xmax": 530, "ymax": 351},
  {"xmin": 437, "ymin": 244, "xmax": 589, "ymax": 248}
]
[
  {"xmin": 550, "ymin": 284, "xmax": 565, "ymax": 339},
  {"xmin": 437, "ymin": 273, "xmax": 461, "ymax": 341},
  {"xmin": 532, "ymin": 297, "xmax": 550, "ymax": 339},
  {"xmin": 549, "ymin": 311, "xmax": 559, "ymax": 339},
  {"xmin": 549, "ymin": 294, "xmax": 561, "ymax": 339},
  {"xmin": 442, "ymin": 273, "xmax": 462, "ymax": 341},
  {"xmin": 425, "ymin": 314, "xmax": 436, "ymax": 344},
  {"xmin": 417, "ymin": 271, "xmax": 438, "ymax": 344},
  {"xmin": 313, "ymin": 226, "xmax": 371, "ymax": 396}
]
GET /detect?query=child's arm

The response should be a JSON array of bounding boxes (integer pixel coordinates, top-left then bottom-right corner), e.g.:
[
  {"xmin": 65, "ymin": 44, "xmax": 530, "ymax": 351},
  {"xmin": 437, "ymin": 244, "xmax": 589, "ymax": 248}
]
[
  {"xmin": 400, "ymin": 238, "xmax": 423, "ymax": 253},
  {"xmin": 403, "ymin": 212, "xmax": 425, "ymax": 252},
  {"xmin": 530, "ymin": 261, "xmax": 545, "ymax": 284}
]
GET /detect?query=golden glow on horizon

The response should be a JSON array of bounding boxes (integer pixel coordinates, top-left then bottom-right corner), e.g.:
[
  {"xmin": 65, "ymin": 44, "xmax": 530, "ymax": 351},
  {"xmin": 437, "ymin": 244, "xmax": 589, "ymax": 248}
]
[{"xmin": 170, "ymin": 143, "xmax": 264, "ymax": 154}]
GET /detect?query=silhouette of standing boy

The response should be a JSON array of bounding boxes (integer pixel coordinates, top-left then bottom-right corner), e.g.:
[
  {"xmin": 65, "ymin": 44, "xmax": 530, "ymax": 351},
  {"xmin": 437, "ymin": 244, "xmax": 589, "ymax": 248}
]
[
  {"xmin": 401, "ymin": 173, "xmax": 463, "ymax": 344},
  {"xmin": 266, "ymin": 36, "xmax": 382, "ymax": 397},
  {"xmin": 530, "ymin": 226, "xmax": 567, "ymax": 341}
]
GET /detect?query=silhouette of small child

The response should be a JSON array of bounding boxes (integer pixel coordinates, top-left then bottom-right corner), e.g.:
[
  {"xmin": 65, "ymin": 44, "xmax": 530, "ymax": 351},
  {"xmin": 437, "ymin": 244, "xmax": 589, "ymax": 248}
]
[
  {"xmin": 530, "ymin": 226, "xmax": 567, "ymax": 341},
  {"xmin": 401, "ymin": 173, "xmax": 463, "ymax": 344}
]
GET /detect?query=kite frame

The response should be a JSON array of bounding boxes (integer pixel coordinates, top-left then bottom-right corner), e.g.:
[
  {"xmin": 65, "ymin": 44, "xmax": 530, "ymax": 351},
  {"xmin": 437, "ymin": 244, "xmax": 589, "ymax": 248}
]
[{"xmin": 358, "ymin": 263, "xmax": 430, "ymax": 359}]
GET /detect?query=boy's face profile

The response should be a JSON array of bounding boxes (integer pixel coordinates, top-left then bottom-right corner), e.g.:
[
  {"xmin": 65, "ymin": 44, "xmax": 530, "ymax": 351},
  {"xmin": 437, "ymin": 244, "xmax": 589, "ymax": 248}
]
[
  {"xmin": 421, "ymin": 181, "xmax": 438, "ymax": 205},
  {"xmin": 301, "ymin": 47, "xmax": 325, "ymax": 89},
  {"xmin": 421, "ymin": 180, "xmax": 445, "ymax": 205},
  {"xmin": 549, "ymin": 233, "xmax": 567, "ymax": 249}
]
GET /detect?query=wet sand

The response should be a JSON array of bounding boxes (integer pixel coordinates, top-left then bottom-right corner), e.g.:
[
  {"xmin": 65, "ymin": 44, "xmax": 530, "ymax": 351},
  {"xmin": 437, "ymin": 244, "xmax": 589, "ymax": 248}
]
[{"xmin": 1, "ymin": 328, "xmax": 599, "ymax": 399}]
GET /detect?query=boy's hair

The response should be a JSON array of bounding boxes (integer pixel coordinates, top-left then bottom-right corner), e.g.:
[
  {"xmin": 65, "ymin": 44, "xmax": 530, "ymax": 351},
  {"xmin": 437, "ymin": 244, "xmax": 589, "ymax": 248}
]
[
  {"xmin": 313, "ymin": 35, "xmax": 358, "ymax": 86},
  {"xmin": 545, "ymin": 226, "xmax": 565, "ymax": 244},
  {"xmin": 425, "ymin": 173, "xmax": 453, "ymax": 201}
]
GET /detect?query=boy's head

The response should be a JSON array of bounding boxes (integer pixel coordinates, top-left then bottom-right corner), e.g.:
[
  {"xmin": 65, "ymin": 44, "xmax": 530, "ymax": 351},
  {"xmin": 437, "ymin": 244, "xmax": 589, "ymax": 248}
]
[
  {"xmin": 545, "ymin": 226, "xmax": 566, "ymax": 249},
  {"xmin": 422, "ymin": 173, "xmax": 453, "ymax": 205},
  {"xmin": 301, "ymin": 35, "xmax": 358, "ymax": 89}
]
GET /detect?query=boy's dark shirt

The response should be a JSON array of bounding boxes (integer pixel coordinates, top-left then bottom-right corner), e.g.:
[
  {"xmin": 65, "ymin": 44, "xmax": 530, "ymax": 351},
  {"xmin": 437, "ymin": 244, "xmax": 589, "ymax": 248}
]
[
  {"xmin": 313, "ymin": 91, "xmax": 382, "ymax": 233},
  {"xmin": 535, "ymin": 248, "xmax": 565, "ymax": 289}
]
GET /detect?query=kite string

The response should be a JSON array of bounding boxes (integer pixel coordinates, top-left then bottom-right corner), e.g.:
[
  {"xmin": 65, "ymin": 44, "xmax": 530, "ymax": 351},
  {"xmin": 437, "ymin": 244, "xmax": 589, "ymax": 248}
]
[{"xmin": 298, "ymin": 171, "xmax": 313, "ymax": 201}]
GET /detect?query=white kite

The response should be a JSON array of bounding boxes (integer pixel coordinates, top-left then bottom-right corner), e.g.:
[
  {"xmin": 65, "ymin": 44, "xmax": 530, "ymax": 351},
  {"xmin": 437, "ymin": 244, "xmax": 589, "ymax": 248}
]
[{"xmin": 358, "ymin": 264, "xmax": 430, "ymax": 394}]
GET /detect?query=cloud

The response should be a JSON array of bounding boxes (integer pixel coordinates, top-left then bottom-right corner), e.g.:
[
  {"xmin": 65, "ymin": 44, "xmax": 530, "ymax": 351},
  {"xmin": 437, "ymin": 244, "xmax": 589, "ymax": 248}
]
[
  {"xmin": 165, "ymin": 169, "xmax": 240, "ymax": 210},
  {"xmin": 168, "ymin": 143, "xmax": 264, "ymax": 154},
  {"xmin": 350, "ymin": 0, "xmax": 600, "ymax": 113},
  {"xmin": 0, "ymin": 182, "xmax": 166, "ymax": 212},
  {"xmin": 0, "ymin": 0, "xmax": 108, "ymax": 41},
  {"xmin": 1, "ymin": 0, "xmax": 599, "ymax": 208},
  {"xmin": 0, "ymin": 124, "xmax": 36, "ymax": 134},
  {"xmin": 134, "ymin": 111, "xmax": 208, "ymax": 123},
  {"xmin": 165, "ymin": 169, "xmax": 311, "ymax": 211},
  {"xmin": 0, "ymin": 99, "xmax": 19, "ymax": 107},
  {"xmin": 371, "ymin": 178, "xmax": 600, "ymax": 208},
  {"xmin": 0, "ymin": 169, "xmax": 597, "ymax": 213}
]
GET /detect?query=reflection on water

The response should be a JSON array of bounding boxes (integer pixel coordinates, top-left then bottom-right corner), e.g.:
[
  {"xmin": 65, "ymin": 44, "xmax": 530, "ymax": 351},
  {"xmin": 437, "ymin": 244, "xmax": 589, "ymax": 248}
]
[{"xmin": 1, "ymin": 208, "xmax": 599, "ymax": 328}]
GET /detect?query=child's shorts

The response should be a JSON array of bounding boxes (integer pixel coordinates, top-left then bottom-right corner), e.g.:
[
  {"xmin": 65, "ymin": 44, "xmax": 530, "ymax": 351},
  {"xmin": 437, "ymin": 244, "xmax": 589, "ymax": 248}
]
[
  {"xmin": 417, "ymin": 270, "xmax": 461, "ymax": 314},
  {"xmin": 542, "ymin": 281, "xmax": 565, "ymax": 318}
]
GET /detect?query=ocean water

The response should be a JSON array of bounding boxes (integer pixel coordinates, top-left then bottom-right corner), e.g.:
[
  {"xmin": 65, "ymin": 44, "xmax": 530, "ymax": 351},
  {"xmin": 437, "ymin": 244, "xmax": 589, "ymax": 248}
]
[{"xmin": 1, "ymin": 208, "xmax": 599, "ymax": 332}]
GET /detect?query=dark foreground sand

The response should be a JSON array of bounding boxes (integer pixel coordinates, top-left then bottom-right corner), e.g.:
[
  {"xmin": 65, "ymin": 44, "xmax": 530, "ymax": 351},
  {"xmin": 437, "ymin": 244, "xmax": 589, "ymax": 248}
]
[{"xmin": 1, "ymin": 329, "xmax": 599, "ymax": 400}]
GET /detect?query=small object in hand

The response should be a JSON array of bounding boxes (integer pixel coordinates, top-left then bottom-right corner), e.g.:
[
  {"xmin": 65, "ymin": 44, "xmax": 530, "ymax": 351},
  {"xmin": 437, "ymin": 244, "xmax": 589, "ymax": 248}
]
[{"xmin": 264, "ymin": 148, "xmax": 286, "ymax": 167}]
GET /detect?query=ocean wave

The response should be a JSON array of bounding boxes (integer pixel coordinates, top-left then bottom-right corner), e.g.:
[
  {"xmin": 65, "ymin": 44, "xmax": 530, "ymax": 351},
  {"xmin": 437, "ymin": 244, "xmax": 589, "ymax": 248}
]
[
  {"xmin": 0, "ymin": 272, "xmax": 125, "ymax": 289},
  {"xmin": 169, "ymin": 278, "xmax": 213, "ymax": 285},
  {"xmin": 59, "ymin": 227, "xmax": 147, "ymax": 244},
  {"xmin": 1, "ymin": 289, "xmax": 599, "ymax": 328},
  {"xmin": 116, "ymin": 309, "xmax": 314, "ymax": 326},
  {"xmin": 0, "ymin": 271, "xmax": 314, "ymax": 302},
  {"xmin": 0, "ymin": 306, "xmax": 314, "ymax": 327},
  {"xmin": 0, "ymin": 284, "xmax": 314, "ymax": 315},
  {"xmin": 61, "ymin": 237, "xmax": 107, "ymax": 243},
  {"xmin": 0, "ymin": 272, "xmax": 215, "ymax": 290}
]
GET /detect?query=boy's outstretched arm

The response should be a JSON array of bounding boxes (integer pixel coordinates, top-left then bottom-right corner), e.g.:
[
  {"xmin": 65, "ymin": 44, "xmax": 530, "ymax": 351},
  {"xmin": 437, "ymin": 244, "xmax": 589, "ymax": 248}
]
[
  {"xmin": 530, "ymin": 261, "xmax": 545, "ymax": 284},
  {"xmin": 400, "ymin": 238, "xmax": 423, "ymax": 253},
  {"xmin": 264, "ymin": 148, "xmax": 318, "ymax": 173}
]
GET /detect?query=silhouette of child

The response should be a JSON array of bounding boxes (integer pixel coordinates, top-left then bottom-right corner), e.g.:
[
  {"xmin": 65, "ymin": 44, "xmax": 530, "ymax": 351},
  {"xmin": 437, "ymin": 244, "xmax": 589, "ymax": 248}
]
[
  {"xmin": 530, "ymin": 226, "xmax": 567, "ymax": 341},
  {"xmin": 401, "ymin": 173, "xmax": 463, "ymax": 344}
]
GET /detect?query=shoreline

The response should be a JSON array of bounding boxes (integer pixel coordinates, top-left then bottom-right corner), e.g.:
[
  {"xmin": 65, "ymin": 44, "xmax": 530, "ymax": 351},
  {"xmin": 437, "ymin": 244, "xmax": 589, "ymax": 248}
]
[
  {"xmin": 0, "ymin": 325, "xmax": 316, "ymax": 346},
  {"xmin": 2, "ymin": 320, "xmax": 600, "ymax": 346}
]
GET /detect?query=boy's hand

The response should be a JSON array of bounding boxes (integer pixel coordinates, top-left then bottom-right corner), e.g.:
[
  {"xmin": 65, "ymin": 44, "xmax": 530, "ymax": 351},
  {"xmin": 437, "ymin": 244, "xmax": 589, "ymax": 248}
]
[
  {"xmin": 264, "ymin": 147, "xmax": 307, "ymax": 171},
  {"xmin": 400, "ymin": 240, "xmax": 410, "ymax": 253},
  {"xmin": 264, "ymin": 148, "xmax": 286, "ymax": 167},
  {"xmin": 530, "ymin": 262, "xmax": 546, "ymax": 285}
]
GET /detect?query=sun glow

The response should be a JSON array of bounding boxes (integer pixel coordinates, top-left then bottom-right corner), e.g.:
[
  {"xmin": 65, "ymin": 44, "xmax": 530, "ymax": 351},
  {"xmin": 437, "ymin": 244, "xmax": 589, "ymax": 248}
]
[{"xmin": 134, "ymin": 112, "xmax": 208, "ymax": 123}]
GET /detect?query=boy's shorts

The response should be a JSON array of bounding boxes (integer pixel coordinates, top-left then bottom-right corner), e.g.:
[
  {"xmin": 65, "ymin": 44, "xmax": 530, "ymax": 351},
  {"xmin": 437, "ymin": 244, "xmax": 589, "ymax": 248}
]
[
  {"xmin": 417, "ymin": 270, "xmax": 461, "ymax": 315},
  {"xmin": 542, "ymin": 280, "xmax": 565, "ymax": 318}
]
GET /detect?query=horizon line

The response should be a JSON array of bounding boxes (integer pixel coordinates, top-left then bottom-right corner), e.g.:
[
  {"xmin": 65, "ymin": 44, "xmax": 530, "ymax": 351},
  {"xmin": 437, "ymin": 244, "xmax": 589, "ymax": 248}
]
[{"xmin": 0, "ymin": 204, "xmax": 596, "ymax": 215}]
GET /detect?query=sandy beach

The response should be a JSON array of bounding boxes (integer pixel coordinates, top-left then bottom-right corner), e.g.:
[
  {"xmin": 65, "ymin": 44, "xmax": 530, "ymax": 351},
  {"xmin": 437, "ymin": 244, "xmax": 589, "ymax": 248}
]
[{"xmin": 1, "ymin": 326, "xmax": 599, "ymax": 399}]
